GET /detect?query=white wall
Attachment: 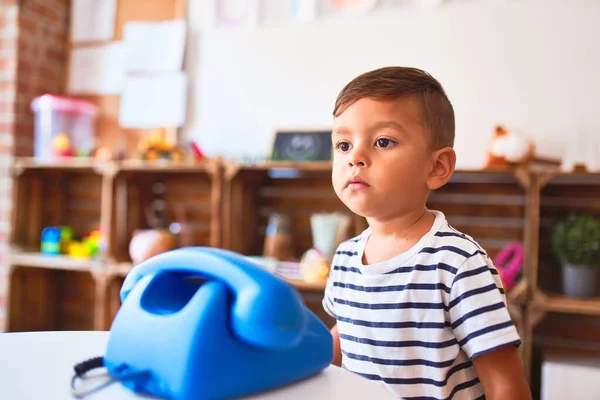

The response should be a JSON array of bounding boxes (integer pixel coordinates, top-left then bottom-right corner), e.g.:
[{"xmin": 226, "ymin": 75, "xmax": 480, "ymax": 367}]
[{"xmin": 184, "ymin": 0, "xmax": 600, "ymax": 169}]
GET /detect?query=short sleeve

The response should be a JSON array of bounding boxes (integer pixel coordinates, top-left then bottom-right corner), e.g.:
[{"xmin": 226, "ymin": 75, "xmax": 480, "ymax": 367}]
[
  {"xmin": 322, "ymin": 258, "xmax": 337, "ymax": 319},
  {"xmin": 448, "ymin": 253, "xmax": 521, "ymax": 360}
]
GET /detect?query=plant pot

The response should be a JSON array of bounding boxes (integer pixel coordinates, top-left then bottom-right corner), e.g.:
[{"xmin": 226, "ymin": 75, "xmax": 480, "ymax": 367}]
[{"xmin": 562, "ymin": 263, "xmax": 599, "ymax": 298}]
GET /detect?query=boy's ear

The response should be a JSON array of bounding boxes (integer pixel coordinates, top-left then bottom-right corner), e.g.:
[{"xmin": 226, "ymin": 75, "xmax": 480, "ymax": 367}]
[{"xmin": 427, "ymin": 147, "xmax": 456, "ymax": 190}]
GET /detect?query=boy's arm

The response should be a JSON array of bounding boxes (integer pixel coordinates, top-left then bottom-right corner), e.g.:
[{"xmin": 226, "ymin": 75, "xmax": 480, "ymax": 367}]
[
  {"xmin": 472, "ymin": 346, "xmax": 532, "ymax": 400},
  {"xmin": 330, "ymin": 324, "xmax": 342, "ymax": 367},
  {"xmin": 448, "ymin": 253, "xmax": 531, "ymax": 399}
]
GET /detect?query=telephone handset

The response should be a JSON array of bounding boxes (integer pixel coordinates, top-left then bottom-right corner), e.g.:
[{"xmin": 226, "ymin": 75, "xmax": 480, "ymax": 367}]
[
  {"xmin": 102, "ymin": 247, "xmax": 334, "ymax": 400},
  {"xmin": 119, "ymin": 246, "xmax": 308, "ymax": 349}
]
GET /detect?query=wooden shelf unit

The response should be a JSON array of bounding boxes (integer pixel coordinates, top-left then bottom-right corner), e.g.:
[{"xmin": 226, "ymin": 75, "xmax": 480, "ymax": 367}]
[
  {"xmin": 520, "ymin": 168, "xmax": 600, "ymax": 394},
  {"xmin": 8, "ymin": 158, "xmax": 600, "ymax": 391},
  {"xmin": 222, "ymin": 161, "xmax": 366, "ymax": 258},
  {"xmin": 526, "ymin": 170, "xmax": 600, "ymax": 312},
  {"xmin": 6, "ymin": 158, "xmax": 222, "ymax": 331},
  {"xmin": 110, "ymin": 158, "xmax": 222, "ymax": 263}
]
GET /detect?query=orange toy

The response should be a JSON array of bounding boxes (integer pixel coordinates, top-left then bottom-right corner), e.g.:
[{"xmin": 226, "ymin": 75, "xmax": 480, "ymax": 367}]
[{"xmin": 484, "ymin": 125, "xmax": 535, "ymax": 169}]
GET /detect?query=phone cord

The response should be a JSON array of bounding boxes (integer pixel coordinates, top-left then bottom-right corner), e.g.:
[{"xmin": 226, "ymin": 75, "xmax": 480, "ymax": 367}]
[{"xmin": 71, "ymin": 356, "xmax": 150, "ymax": 399}]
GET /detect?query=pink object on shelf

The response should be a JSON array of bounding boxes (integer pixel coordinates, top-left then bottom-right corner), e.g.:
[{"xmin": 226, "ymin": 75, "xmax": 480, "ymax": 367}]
[
  {"xmin": 30, "ymin": 94, "xmax": 99, "ymax": 160},
  {"xmin": 493, "ymin": 241, "xmax": 524, "ymax": 292}
]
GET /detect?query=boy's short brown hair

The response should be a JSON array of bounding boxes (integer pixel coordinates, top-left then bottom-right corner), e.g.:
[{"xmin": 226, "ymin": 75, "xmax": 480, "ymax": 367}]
[{"xmin": 333, "ymin": 66, "xmax": 455, "ymax": 149}]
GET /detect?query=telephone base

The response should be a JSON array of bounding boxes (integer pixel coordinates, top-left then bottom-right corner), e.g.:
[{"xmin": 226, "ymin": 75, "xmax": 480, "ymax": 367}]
[{"xmin": 104, "ymin": 247, "xmax": 334, "ymax": 400}]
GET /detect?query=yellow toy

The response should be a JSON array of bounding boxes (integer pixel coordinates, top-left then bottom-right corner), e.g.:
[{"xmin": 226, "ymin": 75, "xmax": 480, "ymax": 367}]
[
  {"xmin": 68, "ymin": 241, "xmax": 89, "ymax": 259},
  {"xmin": 138, "ymin": 130, "xmax": 186, "ymax": 162},
  {"xmin": 51, "ymin": 133, "xmax": 75, "ymax": 157},
  {"xmin": 66, "ymin": 229, "xmax": 101, "ymax": 259}
]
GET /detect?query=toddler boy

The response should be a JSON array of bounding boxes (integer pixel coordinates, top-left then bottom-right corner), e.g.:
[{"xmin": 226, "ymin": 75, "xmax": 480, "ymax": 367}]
[{"xmin": 323, "ymin": 67, "xmax": 531, "ymax": 399}]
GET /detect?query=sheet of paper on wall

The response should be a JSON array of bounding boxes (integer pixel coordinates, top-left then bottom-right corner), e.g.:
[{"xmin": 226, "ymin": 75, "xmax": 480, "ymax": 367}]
[
  {"xmin": 215, "ymin": 0, "xmax": 259, "ymax": 29},
  {"xmin": 263, "ymin": 0, "xmax": 317, "ymax": 23},
  {"xmin": 290, "ymin": 0, "xmax": 318, "ymax": 23},
  {"xmin": 70, "ymin": 0, "xmax": 117, "ymax": 42},
  {"xmin": 328, "ymin": 0, "xmax": 378, "ymax": 15},
  {"xmin": 393, "ymin": 0, "xmax": 445, "ymax": 8},
  {"xmin": 119, "ymin": 73, "xmax": 188, "ymax": 129},
  {"xmin": 67, "ymin": 43, "xmax": 126, "ymax": 95},
  {"xmin": 122, "ymin": 20, "xmax": 187, "ymax": 73}
]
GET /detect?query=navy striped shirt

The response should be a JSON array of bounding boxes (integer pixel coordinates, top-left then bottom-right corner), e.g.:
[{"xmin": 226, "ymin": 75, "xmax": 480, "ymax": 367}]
[{"xmin": 323, "ymin": 210, "xmax": 521, "ymax": 399}]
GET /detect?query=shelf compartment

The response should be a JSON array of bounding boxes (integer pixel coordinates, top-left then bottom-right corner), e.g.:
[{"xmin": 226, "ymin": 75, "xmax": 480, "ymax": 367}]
[
  {"xmin": 112, "ymin": 165, "xmax": 222, "ymax": 263},
  {"xmin": 10, "ymin": 165, "xmax": 105, "ymax": 257},
  {"xmin": 536, "ymin": 172, "xmax": 600, "ymax": 296},
  {"xmin": 222, "ymin": 165, "xmax": 365, "ymax": 260},
  {"xmin": 7, "ymin": 265, "xmax": 96, "ymax": 332}
]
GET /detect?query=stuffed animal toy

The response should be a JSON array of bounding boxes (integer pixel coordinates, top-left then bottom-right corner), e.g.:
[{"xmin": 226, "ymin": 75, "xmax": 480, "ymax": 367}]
[{"xmin": 484, "ymin": 125, "xmax": 535, "ymax": 169}]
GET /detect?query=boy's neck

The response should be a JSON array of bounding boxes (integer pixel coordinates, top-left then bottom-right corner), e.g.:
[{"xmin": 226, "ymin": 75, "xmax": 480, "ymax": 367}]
[{"xmin": 366, "ymin": 206, "xmax": 434, "ymax": 240}]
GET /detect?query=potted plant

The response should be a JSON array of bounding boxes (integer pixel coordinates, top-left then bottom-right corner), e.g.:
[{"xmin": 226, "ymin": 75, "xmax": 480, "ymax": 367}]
[{"xmin": 551, "ymin": 213, "xmax": 600, "ymax": 298}]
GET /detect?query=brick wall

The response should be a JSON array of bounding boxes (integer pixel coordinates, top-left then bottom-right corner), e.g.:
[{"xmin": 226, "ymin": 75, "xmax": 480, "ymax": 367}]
[
  {"xmin": 16, "ymin": 0, "xmax": 69, "ymax": 157},
  {"xmin": 0, "ymin": 0, "xmax": 19, "ymax": 333},
  {"xmin": 0, "ymin": 0, "xmax": 69, "ymax": 332}
]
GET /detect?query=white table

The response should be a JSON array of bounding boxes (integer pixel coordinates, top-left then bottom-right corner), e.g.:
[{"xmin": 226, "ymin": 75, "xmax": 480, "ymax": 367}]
[{"xmin": 0, "ymin": 331, "xmax": 394, "ymax": 399}]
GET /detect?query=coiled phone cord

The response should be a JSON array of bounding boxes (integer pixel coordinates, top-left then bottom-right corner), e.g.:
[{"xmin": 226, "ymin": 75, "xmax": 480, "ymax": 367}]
[{"xmin": 71, "ymin": 356, "xmax": 150, "ymax": 399}]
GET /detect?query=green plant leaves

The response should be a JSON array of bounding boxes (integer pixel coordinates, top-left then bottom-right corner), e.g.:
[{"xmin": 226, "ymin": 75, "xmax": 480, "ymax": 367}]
[{"xmin": 551, "ymin": 213, "xmax": 600, "ymax": 267}]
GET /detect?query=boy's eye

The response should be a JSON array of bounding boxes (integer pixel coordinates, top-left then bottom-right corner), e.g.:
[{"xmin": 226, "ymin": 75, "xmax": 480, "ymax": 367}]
[
  {"xmin": 336, "ymin": 141, "xmax": 351, "ymax": 152},
  {"xmin": 376, "ymin": 138, "xmax": 396, "ymax": 148}
]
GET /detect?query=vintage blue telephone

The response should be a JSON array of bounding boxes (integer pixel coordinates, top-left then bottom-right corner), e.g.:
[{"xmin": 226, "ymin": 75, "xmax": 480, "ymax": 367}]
[{"xmin": 99, "ymin": 247, "xmax": 333, "ymax": 399}]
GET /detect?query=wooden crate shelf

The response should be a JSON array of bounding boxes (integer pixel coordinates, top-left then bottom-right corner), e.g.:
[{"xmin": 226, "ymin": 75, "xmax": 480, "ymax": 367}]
[
  {"xmin": 10, "ymin": 160, "xmax": 106, "ymax": 255},
  {"xmin": 6, "ymin": 157, "xmax": 223, "ymax": 332},
  {"xmin": 533, "ymin": 170, "xmax": 600, "ymax": 308},
  {"xmin": 111, "ymin": 159, "xmax": 222, "ymax": 263},
  {"xmin": 9, "ymin": 157, "xmax": 600, "ymax": 390},
  {"xmin": 7, "ymin": 265, "xmax": 96, "ymax": 332},
  {"xmin": 222, "ymin": 162, "xmax": 366, "ymax": 258},
  {"xmin": 530, "ymin": 170, "xmax": 600, "ymax": 322}
]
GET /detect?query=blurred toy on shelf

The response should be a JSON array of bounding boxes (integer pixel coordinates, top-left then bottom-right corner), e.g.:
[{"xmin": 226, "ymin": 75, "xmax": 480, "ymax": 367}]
[
  {"xmin": 137, "ymin": 128, "xmax": 206, "ymax": 163},
  {"xmin": 299, "ymin": 248, "xmax": 330, "ymax": 284},
  {"xmin": 493, "ymin": 241, "xmax": 524, "ymax": 293},
  {"xmin": 138, "ymin": 133, "xmax": 186, "ymax": 162},
  {"xmin": 484, "ymin": 125, "xmax": 535, "ymax": 169},
  {"xmin": 68, "ymin": 229, "xmax": 101, "ymax": 259},
  {"xmin": 40, "ymin": 226, "xmax": 102, "ymax": 259},
  {"xmin": 128, "ymin": 229, "xmax": 176, "ymax": 265},
  {"xmin": 40, "ymin": 227, "xmax": 62, "ymax": 255},
  {"xmin": 51, "ymin": 133, "xmax": 76, "ymax": 157},
  {"xmin": 31, "ymin": 94, "xmax": 99, "ymax": 161},
  {"xmin": 189, "ymin": 141, "xmax": 205, "ymax": 160}
]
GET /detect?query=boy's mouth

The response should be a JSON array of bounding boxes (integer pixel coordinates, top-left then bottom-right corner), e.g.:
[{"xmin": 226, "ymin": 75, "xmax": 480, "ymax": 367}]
[{"xmin": 345, "ymin": 176, "xmax": 370, "ymax": 189}]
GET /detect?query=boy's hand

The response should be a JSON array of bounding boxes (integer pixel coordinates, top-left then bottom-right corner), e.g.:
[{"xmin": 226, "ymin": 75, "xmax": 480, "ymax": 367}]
[
  {"xmin": 472, "ymin": 345, "xmax": 532, "ymax": 400},
  {"xmin": 330, "ymin": 324, "xmax": 342, "ymax": 367}
]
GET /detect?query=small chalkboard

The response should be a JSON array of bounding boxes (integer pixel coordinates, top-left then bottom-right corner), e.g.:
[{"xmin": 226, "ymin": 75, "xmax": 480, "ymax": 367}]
[{"xmin": 270, "ymin": 130, "xmax": 332, "ymax": 162}]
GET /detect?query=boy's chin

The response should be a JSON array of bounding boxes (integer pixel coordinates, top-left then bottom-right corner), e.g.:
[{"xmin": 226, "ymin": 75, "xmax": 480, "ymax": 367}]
[{"xmin": 341, "ymin": 199, "xmax": 374, "ymax": 219}]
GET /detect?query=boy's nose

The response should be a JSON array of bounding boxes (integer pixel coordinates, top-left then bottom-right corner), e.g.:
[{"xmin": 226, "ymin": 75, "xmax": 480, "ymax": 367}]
[{"xmin": 348, "ymin": 148, "xmax": 369, "ymax": 168}]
